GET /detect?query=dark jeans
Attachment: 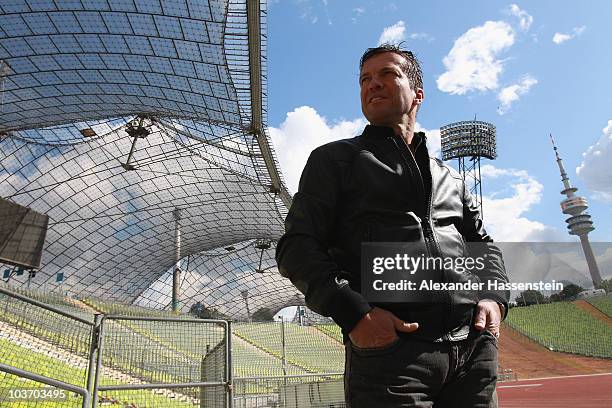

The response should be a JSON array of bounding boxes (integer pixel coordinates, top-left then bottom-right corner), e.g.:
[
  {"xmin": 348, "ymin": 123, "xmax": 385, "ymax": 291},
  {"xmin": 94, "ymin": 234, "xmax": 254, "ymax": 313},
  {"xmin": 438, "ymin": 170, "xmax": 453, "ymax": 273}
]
[{"xmin": 344, "ymin": 331, "xmax": 498, "ymax": 408}]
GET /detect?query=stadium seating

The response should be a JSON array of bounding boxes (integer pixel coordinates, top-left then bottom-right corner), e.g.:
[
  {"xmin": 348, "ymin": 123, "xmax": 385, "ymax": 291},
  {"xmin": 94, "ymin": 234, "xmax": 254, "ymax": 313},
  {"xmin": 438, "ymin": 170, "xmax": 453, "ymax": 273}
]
[
  {"xmin": 82, "ymin": 298, "xmax": 182, "ymax": 318},
  {"xmin": 0, "ymin": 337, "xmax": 198, "ymax": 408},
  {"xmin": 233, "ymin": 322, "xmax": 345, "ymax": 374},
  {"xmin": 314, "ymin": 324, "xmax": 344, "ymax": 343}
]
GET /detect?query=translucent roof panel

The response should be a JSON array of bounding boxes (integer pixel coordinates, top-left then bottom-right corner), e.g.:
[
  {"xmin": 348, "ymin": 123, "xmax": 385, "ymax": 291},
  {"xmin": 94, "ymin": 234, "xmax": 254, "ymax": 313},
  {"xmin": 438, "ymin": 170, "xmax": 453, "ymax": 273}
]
[
  {"xmin": 135, "ymin": 240, "xmax": 303, "ymax": 317},
  {"xmin": 0, "ymin": 0, "xmax": 242, "ymax": 133},
  {"xmin": 1, "ymin": 120, "xmax": 286, "ymax": 303},
  {"xmin": 0, "ymin": 0, "xmax": 295, "ymax": 312}
]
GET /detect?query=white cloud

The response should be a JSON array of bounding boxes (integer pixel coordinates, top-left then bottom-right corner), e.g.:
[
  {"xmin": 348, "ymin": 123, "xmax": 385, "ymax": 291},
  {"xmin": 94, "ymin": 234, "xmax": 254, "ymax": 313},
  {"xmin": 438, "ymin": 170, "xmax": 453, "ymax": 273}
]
[
  {"xmin": 269, "ymin": 107, "xmax": 442, "ymax": 194},
  {"xmin": 508, "ymin": 4, "xmax": 533, "ymax": 32},
  {"xmin": 496, "ymin": 74, "xmax": 538, "ymax": 114},
  {"xmin": 409, "ymin": 32, "xmax": 434, "ymax": 42},
  {"xmin": 378, "ymin": 21, "xmax": 406, "ymax": 45},
  {"xmin": 295, "ymin": 0, "xmax": 318, "ymax": 24},
  {"xmin": 376, "ymin": 22, "xmax": 431, "ymax": 43},
  {"xmin": 576, "ymin": 120, "xmax": 612, "ymax": 202},
  {"xmin": 480, "ymin": 165, "xmax": 565, "ymax": 241},
  {"xmin": 552, "ymin": 33, "xmax": 571, "ymax": 44},
  {"xmin": 269, "ymin": 106, "xmax": 366, "ymax": 194},
  {"xmin": 351, "ymin": 7, "xmax": 365, "ymax": 23},
  {"xmin": 415, "ymin": 122, "xmax": 441, "ymax": 158},
  {"xmin": 437, "ymin": 21, "xmax": 515, "ymax": 95},
  {"xmin": 552, "ymin": 25, "xmax": 586, "ymax": 44}
]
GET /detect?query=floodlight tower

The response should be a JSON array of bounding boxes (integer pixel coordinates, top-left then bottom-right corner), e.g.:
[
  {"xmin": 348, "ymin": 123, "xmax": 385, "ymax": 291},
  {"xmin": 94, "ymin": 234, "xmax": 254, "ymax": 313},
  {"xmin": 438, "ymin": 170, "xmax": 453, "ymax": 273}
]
[
  {"xmin": 550, "ymin": 135, "xmax": 602, "ymax": 287},
  {"xmin": 441, "ymin": 120, "xmax": 497, "ymax": 218}
]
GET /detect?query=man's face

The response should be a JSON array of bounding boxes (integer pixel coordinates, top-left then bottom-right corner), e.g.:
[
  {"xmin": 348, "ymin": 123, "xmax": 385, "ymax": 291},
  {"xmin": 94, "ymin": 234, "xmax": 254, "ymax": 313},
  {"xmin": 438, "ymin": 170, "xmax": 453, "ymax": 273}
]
[{"xmin": 359, "ymin": 52, "xmax": 423, "ymax": 127}]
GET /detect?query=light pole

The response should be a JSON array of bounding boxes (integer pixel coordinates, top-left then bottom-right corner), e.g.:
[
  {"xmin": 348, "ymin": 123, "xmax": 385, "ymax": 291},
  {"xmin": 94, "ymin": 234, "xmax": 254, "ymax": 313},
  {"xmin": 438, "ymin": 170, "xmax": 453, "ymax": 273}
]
[
  {"xmin": 277, "ymin": 315, "xmax": 288, "ymax": 405},
  {"xmin": 241, "ymin": 290, "xmax": 251, "ymax": 322},
  {"xmin": 0, "ymin": 60, "xmax": 11, "ymax": 113},
  {"xmin": 172, "ymin": 208, "xmax": 182, "ymax": 312}
]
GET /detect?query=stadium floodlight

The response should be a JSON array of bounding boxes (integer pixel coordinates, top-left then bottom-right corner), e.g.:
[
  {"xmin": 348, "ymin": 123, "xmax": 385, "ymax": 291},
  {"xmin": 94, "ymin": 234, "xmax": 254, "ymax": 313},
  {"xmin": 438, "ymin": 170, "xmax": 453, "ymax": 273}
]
[
  {"xmin": 441, "ymin": 120, "xmax": 497, "ymax": 160},
  {"xmin": 255, "ymin": 239, "xmax": 273, "ymax": 273},
  {"xmin": 121, "ymin": 116, "xmax": 152, "ymax": 171},
  {"xmin": 80, "ymin": 128, "xmax": 97, "ymax": 138},
  {"xmin": 441, "ymin": 120, "xmax": 497, "ymax": 219}
]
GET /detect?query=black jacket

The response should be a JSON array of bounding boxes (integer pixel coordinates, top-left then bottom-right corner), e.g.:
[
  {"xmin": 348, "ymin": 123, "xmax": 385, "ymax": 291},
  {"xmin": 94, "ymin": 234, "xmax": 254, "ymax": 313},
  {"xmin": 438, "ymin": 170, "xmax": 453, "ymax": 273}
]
[{"xmin": 276, "ymin": 125, "xmax": 509, "ymax": 341}]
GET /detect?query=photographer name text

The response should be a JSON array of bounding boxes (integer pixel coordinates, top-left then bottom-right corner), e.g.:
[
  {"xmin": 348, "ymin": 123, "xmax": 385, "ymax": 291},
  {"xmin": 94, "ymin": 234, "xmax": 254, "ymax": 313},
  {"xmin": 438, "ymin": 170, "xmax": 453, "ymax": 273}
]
[{"xmin": 372, "ymin": 279, "xmax": 564, "ymax": 292}]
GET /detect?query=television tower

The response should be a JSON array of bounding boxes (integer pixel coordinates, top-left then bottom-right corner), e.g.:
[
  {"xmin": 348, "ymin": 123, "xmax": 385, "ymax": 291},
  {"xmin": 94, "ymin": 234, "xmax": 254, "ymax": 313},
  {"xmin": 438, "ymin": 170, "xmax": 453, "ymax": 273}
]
[{"xmin": 550, "ymin": 134, "xmax": 602, "ymax": 287}]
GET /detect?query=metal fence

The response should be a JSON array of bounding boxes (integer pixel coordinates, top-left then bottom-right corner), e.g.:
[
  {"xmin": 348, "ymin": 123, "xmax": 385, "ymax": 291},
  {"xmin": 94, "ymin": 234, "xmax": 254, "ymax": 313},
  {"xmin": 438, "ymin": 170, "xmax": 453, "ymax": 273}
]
[
  {"xmin": 93, "ymin": 315, "xmax": 231, "ymax": 408},
  {"xmin": 0, "ymin": 286, "xmax": 518, "ymax": 407},
  {"xmin": 0, "ymin": 287, "xmax": 232, "ymax": 407},
  {"xmin": 233, "ymin": 373, "xmax": 345, "ymax": 408},
  {"xmin": 0, "ymin": 286, "xmax": 95, "ymax": 407}
]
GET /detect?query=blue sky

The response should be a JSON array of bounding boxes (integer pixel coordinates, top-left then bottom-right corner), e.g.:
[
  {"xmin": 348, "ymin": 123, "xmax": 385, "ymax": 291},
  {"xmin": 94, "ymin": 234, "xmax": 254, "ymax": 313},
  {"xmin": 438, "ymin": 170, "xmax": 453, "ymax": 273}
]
[{"xmin": 265, "ymin": 0, "xmax": 612, "ymax": 244}]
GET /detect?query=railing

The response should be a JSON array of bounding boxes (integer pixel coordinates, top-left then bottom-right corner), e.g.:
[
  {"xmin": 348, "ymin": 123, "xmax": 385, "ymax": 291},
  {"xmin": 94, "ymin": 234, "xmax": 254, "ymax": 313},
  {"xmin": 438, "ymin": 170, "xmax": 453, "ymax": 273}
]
[
  {"xmin": 0, "ymin": 285, "xmax": 347, "ymax": 407},
  {"xmin": 0, "ymin": 285, "xmax": 96, "ymax": 408},
  {"xmin": 0, "ymin": 286, "xmax": 231, "ymax": 407},
  {"xmin": 233, "ymin": 373, "xmax": 345, "ymax": 408},
  {"xmin": 92, "ymin": 315, "xmax": 231, "ymax": 408}
]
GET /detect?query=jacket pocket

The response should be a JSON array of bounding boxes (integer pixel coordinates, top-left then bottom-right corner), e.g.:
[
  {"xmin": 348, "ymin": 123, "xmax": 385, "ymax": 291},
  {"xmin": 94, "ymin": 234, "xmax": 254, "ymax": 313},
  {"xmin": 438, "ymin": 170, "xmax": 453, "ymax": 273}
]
[{"xmin": 368, "ymin": 211, "xmax": 424, "ymax": 243}]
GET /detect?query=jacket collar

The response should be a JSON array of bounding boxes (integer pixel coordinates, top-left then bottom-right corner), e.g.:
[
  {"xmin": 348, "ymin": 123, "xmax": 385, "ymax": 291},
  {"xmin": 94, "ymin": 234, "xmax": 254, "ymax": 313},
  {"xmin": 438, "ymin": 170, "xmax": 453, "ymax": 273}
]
[
  {"xmin": 362, "ymin": 124, "xmax": 427, "ymax": 150},
  {"xmin": 362, "ymin": 124, "xmax": 396, "ymax": 139}
]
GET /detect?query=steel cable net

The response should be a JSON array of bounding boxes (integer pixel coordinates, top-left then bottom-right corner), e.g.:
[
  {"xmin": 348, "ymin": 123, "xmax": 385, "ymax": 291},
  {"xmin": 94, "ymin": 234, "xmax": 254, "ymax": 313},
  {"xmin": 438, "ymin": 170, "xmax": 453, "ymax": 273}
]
[
  {"xmin": 0, "ymin": 0, "xmax": 301, "ymax": 316},
  {"xmin": 135, "ymin": 240, "xmax": 303, "ymax": 318}
]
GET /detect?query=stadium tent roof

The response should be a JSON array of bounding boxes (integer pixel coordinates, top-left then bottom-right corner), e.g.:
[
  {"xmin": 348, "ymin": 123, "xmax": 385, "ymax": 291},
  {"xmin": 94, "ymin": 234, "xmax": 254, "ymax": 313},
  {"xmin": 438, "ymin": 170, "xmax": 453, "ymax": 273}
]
[{"xmin": 0, "ymin": 0, "xmax": 299, "ymax": 317}]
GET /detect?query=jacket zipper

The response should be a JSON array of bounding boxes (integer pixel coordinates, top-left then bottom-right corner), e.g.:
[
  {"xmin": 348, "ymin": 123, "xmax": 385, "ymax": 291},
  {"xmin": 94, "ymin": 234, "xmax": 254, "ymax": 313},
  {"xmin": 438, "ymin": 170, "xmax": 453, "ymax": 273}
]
[
  {"xmin": 391, "ymin": 135, "xmax": 453, "ymax": 336},
  {"xmin": 390, "ymin": 136, "xmax": 436, "ymax": 255}
]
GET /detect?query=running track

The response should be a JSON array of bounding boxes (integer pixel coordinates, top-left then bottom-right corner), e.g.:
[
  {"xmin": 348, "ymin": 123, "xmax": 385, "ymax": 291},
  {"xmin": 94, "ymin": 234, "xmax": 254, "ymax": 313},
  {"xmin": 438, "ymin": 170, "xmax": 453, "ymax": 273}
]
[{"xmin": 497, "ymin": 373, "xmax": 612, "ymax": 408}]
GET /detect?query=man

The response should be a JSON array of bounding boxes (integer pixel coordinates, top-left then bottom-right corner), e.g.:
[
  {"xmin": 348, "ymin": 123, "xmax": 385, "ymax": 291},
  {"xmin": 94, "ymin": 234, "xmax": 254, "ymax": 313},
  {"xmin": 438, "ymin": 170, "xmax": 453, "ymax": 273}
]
[{"xmin": 276, "ymin": 44, "xmax": 509, "ymax": 407}]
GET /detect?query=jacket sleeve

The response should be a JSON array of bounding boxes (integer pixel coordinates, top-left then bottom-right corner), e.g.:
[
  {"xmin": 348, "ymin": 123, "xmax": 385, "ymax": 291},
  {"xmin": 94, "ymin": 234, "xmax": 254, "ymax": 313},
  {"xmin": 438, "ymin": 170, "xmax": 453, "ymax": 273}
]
[
  {"xmin": 459, "ymin": 182, "xmax": 510, "ymax": 319},
  {"xmin": 275, "ymin": 146, "xmax": 372, "ymax": 333}
]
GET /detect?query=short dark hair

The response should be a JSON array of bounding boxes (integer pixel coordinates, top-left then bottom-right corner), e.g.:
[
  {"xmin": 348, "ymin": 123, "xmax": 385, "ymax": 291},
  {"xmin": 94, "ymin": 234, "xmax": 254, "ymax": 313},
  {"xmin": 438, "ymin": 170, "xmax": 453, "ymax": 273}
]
[{"xmin": 359, "ymin": 43, "xmax": 423, "ymax": 91}]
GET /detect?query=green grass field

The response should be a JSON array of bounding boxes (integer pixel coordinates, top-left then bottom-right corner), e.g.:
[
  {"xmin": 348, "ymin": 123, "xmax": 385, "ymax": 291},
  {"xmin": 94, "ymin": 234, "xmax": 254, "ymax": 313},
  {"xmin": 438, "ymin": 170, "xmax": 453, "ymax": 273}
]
[
  {"xmin": 586, "ymin": 294, "xmax": 612, "ymax": 317},
  {"xmin": 506, "ymin": 302, "xmax": 612, "ymax": 358}
]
